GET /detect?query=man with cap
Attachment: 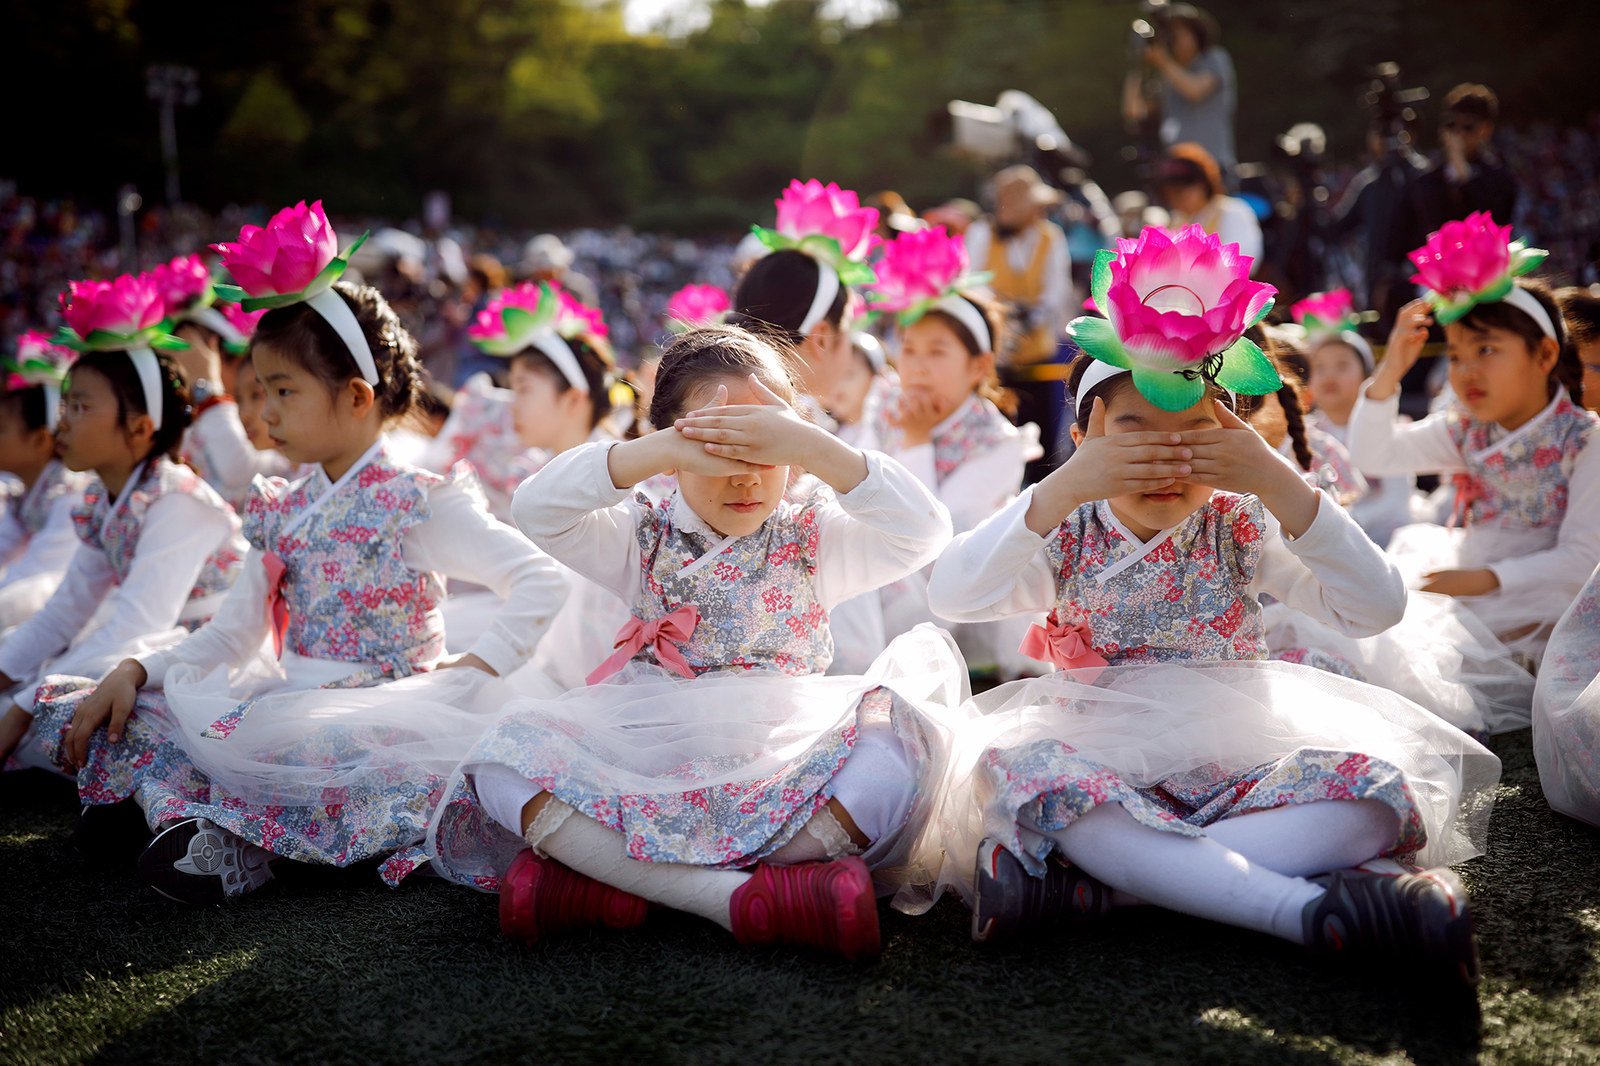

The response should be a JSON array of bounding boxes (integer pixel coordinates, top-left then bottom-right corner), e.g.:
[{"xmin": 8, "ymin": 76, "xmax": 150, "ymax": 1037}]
[
  {"xmin": 520, "ymin": 233, "xmax": 600, "ymax": 308},
  {"xmin": 964, "ymin": 165, "xmax": 1074, "ymax": 483}
]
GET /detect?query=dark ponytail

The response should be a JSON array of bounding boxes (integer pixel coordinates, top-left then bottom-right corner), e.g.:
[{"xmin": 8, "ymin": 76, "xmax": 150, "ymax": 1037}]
[
  {"xmin": 1275, "ymin": 381, "xmax": 1315, "ymax": 471},
  {"xmin": 250, "ymin": 281, "xmax": 423, "ymax": 420}
]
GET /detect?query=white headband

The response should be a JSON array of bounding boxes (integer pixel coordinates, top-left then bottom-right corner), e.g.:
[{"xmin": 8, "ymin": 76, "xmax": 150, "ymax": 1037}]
[
  {"xmin": 1074, "ymin": 360, "xmax": 1239, "ymax": 414},
  {"xmin": 1075, "ymin": 359, "xmax": 1128, "ymax": 411},
  {"xmin": 182, "ymin": 305, "xmax": 244, "ymax": 348},
  {"xmin": 126, "ymin": 347, "xmax": 165, "ymax": 431},
  {"xmin": 42, "ymin": 383, "xmax": 61, "ymax": 432},
  {"xmin": 853, "ymin": 331, "xmax": 886, "ymax": 373},
  {"xmin": 1500, "ymin": 286, "xmax": 1559, "ymax": 340},
  {"xmin": 931, "ymin": 294, "xmax": 993, "ymax": 354},
  {"xmin": 306, "ymin": 289, "xmax": 380, "ymax": 385},
  {"xmin": 526, "ymin": 330, "xmax": 590, "ymax": 394},
  {"xmin": 799, "ymin": 260, "xmax": 841, "ymax": 335}
]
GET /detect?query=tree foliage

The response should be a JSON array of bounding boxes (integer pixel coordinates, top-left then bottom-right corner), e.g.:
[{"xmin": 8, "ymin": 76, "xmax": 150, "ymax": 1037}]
[{"xmin": 7, "ymin": 0, "xmax": 1597, "ymax": 231}]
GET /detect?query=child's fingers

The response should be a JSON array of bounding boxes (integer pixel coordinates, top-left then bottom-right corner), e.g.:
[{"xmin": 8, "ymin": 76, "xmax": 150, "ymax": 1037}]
[
  {"xmin": 108, "ymin": 699, "xmax": 135, "ymax": 744},
  {"xmin": 678, "ymin": 424, "xmax": 752, "ymax": 445},
  {"xmin": 698, "ymin": 443, "xmax": 773, "ymax": 469},
  {"xmin": 747, "ymin": 374, "xmax": 791, "ymax": 408},
  {"xmin": 1213, "ymin": 403, "xmax": 1251, "ymax": 430},
  {"xmin": 1115, "ymin": 442, "xmax": 1192, "ymax": 463},
  {"xmin": 1085, "ymin": 397, "xmax": 1107, "ymax": 439},
  {"xmin": 1123, "ymin": 461, "xmax": 1192, "ymax": 479},
  {"xmin": 1174, "ymin": 428, "xmax": 1230, "ymax": 446}
]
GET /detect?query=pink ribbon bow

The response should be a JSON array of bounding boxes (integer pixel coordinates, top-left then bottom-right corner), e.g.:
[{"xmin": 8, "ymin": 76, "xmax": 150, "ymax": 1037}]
[
  {"xmin": 262, "ymin": 550, "xmax": 289, "ymax": 658},
  {"xmin": 1449, "ymin": 472, "xmax": 1482, "ymax": 529},
  {"xmin": 586, "ymin": 604, "xmax": 702, "ymax": 685},
  {"xmin": 1019, "ymin": 613, "xmax": 1108, "ymax": 677}
]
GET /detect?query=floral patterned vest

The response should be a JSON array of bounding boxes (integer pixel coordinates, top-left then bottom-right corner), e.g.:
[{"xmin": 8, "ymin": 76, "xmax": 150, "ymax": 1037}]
[
  {"xmin": 878, "ymin": 392, "xmax": 1017, "ymax": 483},
  {"xmin": 627, "ymin": 490, "xmax": 833, "ymax": 677},
  {"xmin": 244, "ymin": 446, "xmax": 448, "ymax": 667},
  {"xmin": 18, "ymin": 461, "xmax": 89, "ymax": 536},
  {"xmin": 71, "ymin": 458, "xmax": 246, "ymax": 621},
  {"xmin": 1044, "ymin": 493, "xmax": 1269, "ymax": 664},
  {"xmin": 1445, "ymin": 393, "xmax": 1596, "ymax": 531}
]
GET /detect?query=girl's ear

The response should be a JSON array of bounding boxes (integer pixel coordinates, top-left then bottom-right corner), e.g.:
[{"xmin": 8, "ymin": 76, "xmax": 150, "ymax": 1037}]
[
  {"xmin": 347, "ymin": 378, "xmax": 378, "ymax": 419},
  {"xmin": 124, "ymin": 412, "xmax": 156, "ymax": 454},
  {"xmin": 971, "ymin": 350, "xmax": 997, "ymax": 385},
  {"xmin": 1535, "ymin": 335, "xmax": 1561, "ymax": 376}
]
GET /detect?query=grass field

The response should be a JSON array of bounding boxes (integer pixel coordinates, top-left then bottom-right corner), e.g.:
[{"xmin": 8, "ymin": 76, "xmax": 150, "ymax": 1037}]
[{"xmin": 2, "ymin": 728, "xmax": 1596, "ymax": 1066}]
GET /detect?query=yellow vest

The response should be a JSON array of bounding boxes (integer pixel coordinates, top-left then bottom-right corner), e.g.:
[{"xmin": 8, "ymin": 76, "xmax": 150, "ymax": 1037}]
[{"xmin": 987, "ymin": 220, "xmax": 1062, "ymax": 365}]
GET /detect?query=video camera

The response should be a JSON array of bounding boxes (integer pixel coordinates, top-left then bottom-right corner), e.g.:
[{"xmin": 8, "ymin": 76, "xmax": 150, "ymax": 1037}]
[
  {"xmin": 1364, "ymin": 62, "xmax": 1429, "ymax": 155},
  {"xmin": 1128, "ymin": 0, "xmax": 1174, "ymax": 60},
  {"xmin": 946, "ymin": 91, "xmax": 1091, "ymax": 172}
]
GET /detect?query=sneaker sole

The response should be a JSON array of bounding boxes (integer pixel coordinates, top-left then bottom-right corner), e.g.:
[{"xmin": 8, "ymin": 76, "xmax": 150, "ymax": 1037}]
[
  {"xmin": 139, "ymin": 820, "xmax": 228, "ymax": 906},
  {"xmin": 138, "ymin": 819, "xmax": 273, "ymax": 906}
]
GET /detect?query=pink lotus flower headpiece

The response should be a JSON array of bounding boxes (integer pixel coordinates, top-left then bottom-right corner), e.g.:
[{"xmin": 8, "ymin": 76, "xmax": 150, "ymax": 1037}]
[
  {"xmin": 1407, "ymin": 211, "xmax": 1547, "ymax": 324},
  {"xmin": 212, "ymin": 200, "xmax": 378, "ymax": 384},
  {"xmin": 865, "ymin": 227, "xmax": 991, "ymax": 321},
  {"xmin": 664, "ymin": 284, "xmax": 731, "ymax": 333},
  {"xmin": 1066, "ymin": 225, "xmax": 1279, "ymax": 411},
  {"xmin": 468, "ymin": 282, "xmax": 613, "ymax": 394},
  {"xmin": 750, "ymin": 180, "xmax": 879, "ymax": 286},
  {"xmin": 211, "ymin": 200, "xmax": 368, "ymax": 309},
  {"xmin": 1290, "ymin": 289, "xmax": 1364, "ymax": 335},
  {"xmin": 148, "ymin": 254, "xmax": 216, "ymax": 317},
  {"xmin": 214, "ymin": 303, "xmax": 266, "ymax": 355},
  {"xmin": 6, "ymin": 329, "xmax": 77, "ymax": 392},
  {"xmin": 52, "ymin": 274, "xmax": 187, "ymax": 354}
]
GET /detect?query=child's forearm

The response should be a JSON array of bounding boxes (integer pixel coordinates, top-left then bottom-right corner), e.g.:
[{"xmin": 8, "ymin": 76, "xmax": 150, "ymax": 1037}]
[
  {"xmin": 1256, "ymin": 463, "xmax": 1321, "ymax": 540},
  {"xmin": 1024, "ymin": 464, "xmax": 1088, "ymax": 537},
  {"xmin": 800, "ymin": 431, "xmax": 868, "ymax": 495},
  {"xmin": 605, "ymin": 435, "xmax": 675, "ymax": 489}
]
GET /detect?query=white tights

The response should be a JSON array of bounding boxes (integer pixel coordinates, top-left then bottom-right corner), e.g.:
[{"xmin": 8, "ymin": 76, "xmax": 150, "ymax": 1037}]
[{"xmin": 1036, "ymin": 799, "xmax": 1399, "ymax": 944}]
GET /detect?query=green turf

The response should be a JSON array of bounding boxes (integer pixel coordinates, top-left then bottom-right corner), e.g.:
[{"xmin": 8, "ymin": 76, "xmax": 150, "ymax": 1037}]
[{"xmin": 2, "ymin": 729, "xmax": 1596, "ymax": 1065}]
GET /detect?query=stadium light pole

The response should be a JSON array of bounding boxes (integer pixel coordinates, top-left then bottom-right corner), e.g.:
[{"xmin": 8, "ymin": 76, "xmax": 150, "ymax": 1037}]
[{"xmin": 146, "ymin": 64, "xmax": 199, "ymax": 206}]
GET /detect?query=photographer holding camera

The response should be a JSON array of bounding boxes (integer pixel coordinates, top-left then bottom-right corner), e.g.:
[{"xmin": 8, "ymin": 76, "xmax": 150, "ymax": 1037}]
[
  {"xmin": 1412, "ymin": 83, "xmax": 1518, "ymax": 236},
  {"xmin": 1122, "ymin": 2, "xmax": 1236, "ymax": 175}
]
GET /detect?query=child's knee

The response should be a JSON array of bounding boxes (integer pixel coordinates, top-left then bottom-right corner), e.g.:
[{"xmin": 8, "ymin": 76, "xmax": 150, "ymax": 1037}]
[{"xmin": 828, "ymin": 723, "xmax": 916, "ymax": 850}]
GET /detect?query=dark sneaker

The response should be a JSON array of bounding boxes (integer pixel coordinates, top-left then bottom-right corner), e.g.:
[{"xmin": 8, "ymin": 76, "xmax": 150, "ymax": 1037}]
[
  {"xmin": 498, "ymin": 849, "xmax": 650, "ymax": 945},
  {"xmin": 971, "ymin": 837, "xmax": 1113, "ymax": 944},
  {"xmin": 137, "ymin": 817, "xmax": 275, "ymax": 905},
  {"xmin": 73, "ymin": 800, "xmax": 152, "ymax": 865},
  {"xmin": 1304, "ymin": 866, "xmax": 1479, "ymax": 986}
]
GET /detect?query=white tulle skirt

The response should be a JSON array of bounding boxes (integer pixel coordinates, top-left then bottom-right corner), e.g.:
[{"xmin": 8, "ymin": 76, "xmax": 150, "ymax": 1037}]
[
  {"xmin": 1533, "ymin": 567, "xmax": 1600, "ymax": 827},
  {"xmin": 1264, "ymin": 592, "xmax": 1534, "ymax": 736},
  {"xmin": 154, "ymin": 649, "xmax": 561, "ymax": 808},
  {"xmin": 1386, "ymin": 521, "xmax": 1571, "ymax": 658},
  {"xmin": 898, "ymin": 659, "xmax": 1500, "ymax": 914},
  {"xmin": 427, "ymin": 625, "xmax": 968, "ymax": 893}
]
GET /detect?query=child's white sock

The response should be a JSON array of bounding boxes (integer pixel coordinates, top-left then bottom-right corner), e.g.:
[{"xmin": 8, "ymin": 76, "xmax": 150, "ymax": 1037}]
[
  {"xmin": 1047, "ymin": 803, "xmax": 1322, "ymax": 944},
  {"xmin": 535, "ymin": 800, "xmax": 749, "ymax": 930}
]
